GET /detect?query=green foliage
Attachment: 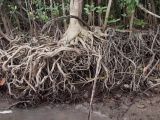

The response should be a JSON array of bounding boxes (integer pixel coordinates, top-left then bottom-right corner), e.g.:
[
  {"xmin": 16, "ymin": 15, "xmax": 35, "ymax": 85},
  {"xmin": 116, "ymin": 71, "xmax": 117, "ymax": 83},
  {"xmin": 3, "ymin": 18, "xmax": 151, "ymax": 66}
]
[
  {"xmin": 35, "ymin": 11, "xmax": 49, "ymax": 22},
  {"xmin": 84, "ymin": 4, "xmax": 108, "ymax": 15},
  {"xmin": 107, "ymin": 15, "xmax": 120, "ymax": 25},
  {"xmin": 50, "ymin": 4, "xmax": 60, "ymax": 16},
  {"xmin": 1, "ymin": 0, "xmax": 160, "ymax": 30},
  {"xmin": 108, "ymin": 18, "xmax": 121, "ymax": 24},
  {"xmin": 31, "ymin": 1, "xmax": 47, "ymax": 22},
  {"xmin": 84, "ymin": 4, "xmax": 96, "ymax": 15},
  {"xmin": 95, "ymin": 6, "xmax": 107, "ymax": 14},
  {"xmin": 8, "ymin": 5, "xmax": 17, "ymax": 14},
  {"xmin": 120, "ymin": 0, "xmax": 139, "ymax": 14},
  {"xmin": 133, "ymin": 19, "xmax": 147, "ymax": 28},
  {"xmin": 31, "ymin": 1, "xmax": 62, "ymax": 22}
]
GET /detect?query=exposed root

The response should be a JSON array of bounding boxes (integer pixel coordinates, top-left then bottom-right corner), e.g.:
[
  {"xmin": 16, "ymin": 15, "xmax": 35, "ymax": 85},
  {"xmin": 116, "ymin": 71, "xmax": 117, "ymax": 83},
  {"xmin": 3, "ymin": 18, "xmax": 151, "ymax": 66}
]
[
  {"xmin": 0, "ymin": 26, "xmax": 160, "ymax": 107},
  {"xmin": 58, "ymin": 22, "xmax": 94, "ymax": 47}
]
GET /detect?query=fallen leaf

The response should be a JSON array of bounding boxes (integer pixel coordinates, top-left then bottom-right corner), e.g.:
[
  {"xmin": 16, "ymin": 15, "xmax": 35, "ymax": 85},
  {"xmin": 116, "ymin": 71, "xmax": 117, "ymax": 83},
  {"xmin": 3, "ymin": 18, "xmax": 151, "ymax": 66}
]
[{"xmin": 0, "ymin": 79, "xmax": 5, "ymax": 86}]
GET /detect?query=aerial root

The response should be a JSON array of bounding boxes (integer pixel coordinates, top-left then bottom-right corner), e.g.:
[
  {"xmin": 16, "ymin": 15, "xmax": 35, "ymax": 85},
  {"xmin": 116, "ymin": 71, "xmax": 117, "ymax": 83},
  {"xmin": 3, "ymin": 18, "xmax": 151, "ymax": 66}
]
[{"xmin": 0, "ymin": 27, "xmax": 160, "ymax": 104}]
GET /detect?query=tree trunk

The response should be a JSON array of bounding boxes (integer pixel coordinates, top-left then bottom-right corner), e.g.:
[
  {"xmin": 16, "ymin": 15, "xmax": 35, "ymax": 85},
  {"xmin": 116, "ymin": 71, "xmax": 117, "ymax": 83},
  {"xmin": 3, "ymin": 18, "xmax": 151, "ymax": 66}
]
[
  {"xmin": 129, "ymin": 10, "xmax": 135, "ymax": 38},
  {"xmin": 98, "ymin": 0, "xmax": 102, "ymax": 26},
  {"xmin": 103, "ymin": 0, "xmax": 113, "ymax": 30},
  {"xmin": 61, "ymin": 0, "xmax": 83, "ymax": 44},
  {"xmin": 150, "ymin": 0, "xmax": 157, "ymax": 25},
  {"xmin": 70, "ymin": 0, "xmax": 83, "ymax": 24}
]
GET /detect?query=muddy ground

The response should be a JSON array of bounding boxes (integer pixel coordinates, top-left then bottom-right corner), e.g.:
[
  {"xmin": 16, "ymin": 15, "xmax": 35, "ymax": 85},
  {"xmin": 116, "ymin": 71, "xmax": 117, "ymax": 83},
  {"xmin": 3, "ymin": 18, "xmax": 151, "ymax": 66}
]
[{"xmin": 0, "ymin": 91, "xmax": 160, "ymax": 120}]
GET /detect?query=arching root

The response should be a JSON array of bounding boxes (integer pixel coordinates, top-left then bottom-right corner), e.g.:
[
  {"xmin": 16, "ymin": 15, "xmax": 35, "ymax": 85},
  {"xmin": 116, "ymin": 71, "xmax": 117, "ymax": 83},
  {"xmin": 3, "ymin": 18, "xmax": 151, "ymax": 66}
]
[
  {"xmin": 0, "ymin": 26, "xmax": 108, "ymax": 103},
  {"xmin": 0, "ymin": 26, "xmax": 159, "ymax": 108}
]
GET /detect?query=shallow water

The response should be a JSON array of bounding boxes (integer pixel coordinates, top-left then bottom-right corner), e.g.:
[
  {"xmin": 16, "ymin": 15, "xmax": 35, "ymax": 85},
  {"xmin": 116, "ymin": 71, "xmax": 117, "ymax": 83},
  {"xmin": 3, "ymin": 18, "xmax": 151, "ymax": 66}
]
[
  {"xmin": 0, "ymin": 103, "xmax": 108, "ymax": 120},
  {"xmin": 1, "ymin": 94, "xmax": 160, "ymax": 120}
]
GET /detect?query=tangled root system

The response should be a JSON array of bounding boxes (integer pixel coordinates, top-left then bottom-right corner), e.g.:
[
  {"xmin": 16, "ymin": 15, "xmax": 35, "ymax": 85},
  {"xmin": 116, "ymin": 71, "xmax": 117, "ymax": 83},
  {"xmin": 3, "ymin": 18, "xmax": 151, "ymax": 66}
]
[{"xmin": 0, "ymin": 26, "xmax": 160, "ymax": 104}]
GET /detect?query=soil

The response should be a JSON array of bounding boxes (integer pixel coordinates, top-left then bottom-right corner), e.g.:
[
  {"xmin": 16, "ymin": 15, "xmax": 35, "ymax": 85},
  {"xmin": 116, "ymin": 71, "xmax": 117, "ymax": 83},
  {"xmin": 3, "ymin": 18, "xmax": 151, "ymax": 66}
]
[{"xmin": 0, "ymin": 92, "xmax": 160, "ymax": 120}]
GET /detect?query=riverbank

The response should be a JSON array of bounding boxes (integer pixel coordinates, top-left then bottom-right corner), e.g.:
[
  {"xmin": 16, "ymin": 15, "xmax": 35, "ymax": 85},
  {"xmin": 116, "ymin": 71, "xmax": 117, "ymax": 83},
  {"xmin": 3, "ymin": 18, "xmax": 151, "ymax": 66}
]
[{"xmin": 1, "ymin": 91, "xmax": 160, "ymax": 120}]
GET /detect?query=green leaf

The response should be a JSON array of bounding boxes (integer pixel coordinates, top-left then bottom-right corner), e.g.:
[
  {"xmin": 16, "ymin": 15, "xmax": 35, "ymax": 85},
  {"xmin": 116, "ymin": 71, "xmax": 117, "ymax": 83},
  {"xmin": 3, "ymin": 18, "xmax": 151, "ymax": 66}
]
[{"xmin": 108, "ymin": 18, "xmax": 120, "ymax": 24}]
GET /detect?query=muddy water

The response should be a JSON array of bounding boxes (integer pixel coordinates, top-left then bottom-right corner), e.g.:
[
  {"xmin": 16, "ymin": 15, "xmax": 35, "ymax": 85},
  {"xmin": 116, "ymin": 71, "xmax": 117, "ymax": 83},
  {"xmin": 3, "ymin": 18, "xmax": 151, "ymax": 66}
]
[
  {"xmin": 0, "ymin": 101, "xmax": 110, "ymax": 120},
  {"xmin": 0, "ymin": 103, "xmax": 108, "ymax": 120},
  {"xmin": 1, "ymin": 95, "xmax": 160, "ymax": 120}
]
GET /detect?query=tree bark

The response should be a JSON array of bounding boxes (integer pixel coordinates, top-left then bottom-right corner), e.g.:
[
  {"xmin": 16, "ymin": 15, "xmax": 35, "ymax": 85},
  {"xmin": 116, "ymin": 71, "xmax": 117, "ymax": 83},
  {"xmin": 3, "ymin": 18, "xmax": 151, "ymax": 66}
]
[
  {"xmin": 98, "ymin": 0, "xmax": 102, "ymax": 26},
  {"xmin": 103, "ymin": 0, "xmax": 113, "ymax": 30},
  {"xmin": 61, "ymin": 0, "xmax": 83, "ymax": 44},
  {"xmin": 69, "ymin": 0, "xmax": 83, "ymax": 25}
]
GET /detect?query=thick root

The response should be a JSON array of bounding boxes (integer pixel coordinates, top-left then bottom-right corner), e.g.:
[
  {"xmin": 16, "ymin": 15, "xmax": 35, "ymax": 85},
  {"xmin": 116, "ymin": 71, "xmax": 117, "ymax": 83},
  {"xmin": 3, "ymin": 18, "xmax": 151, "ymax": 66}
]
[{"xmin": 0, "ymin": 26, "xmax": 159, "ymax": 104}]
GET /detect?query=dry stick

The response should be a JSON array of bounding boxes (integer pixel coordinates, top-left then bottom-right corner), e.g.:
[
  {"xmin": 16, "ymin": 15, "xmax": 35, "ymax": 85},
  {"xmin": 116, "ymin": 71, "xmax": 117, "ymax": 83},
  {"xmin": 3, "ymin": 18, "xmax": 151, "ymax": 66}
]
[
  {"xmin": 151, "ymin": 25, "xmax": 160, "ymax": 51},
  {"xmin": 143, "ymin": 60, "xmax": 159, "ymax": 81},
  {"xmin": 4, "ymin": 101, "xmax": 30, "ymax": 110},
  {"xmin": 143, "ymin": 54, "xmax": 155, "ymax": 76},
  {"xmin": 142, "ymin": 25, "xmax": 160, "ymax": 76},
  {"xmin": 129, "ymin": 10, "xmax": 135, "ymax": 38},
  {"xmin": 101, "ymin": 62, "xmax": 109, "ymax": 89},
  {"xmin": 50, "ymin": 0, "xmax": 53, "ymax": 19},
  {"xmin": 98, "ymin": 0, "xmax": 102, "ymax": 26},
  {"xmin": 24, "ymin": 0, "xmax": 34, "ymax": 35},
  {"xmin": 150, "ymin": 0, "xmax": 157, "ymax": 24},
  {"xmin": 138, "ymin": 4, "xmax": 160, "ymax": 19},
  {"xmin": 103, "ymin": 0, "xmax": 113, "ymax": 31},
  {"xmin": 62, "ymin": 0, "xmax": 67, "ymax": 30},
  {"xmin": 88, "ymin": 53, "xmax": 102, "ymax": 120},
  {"xmin": 142, "ymin": 60, "xmax": 160, "ymax": 93}
]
